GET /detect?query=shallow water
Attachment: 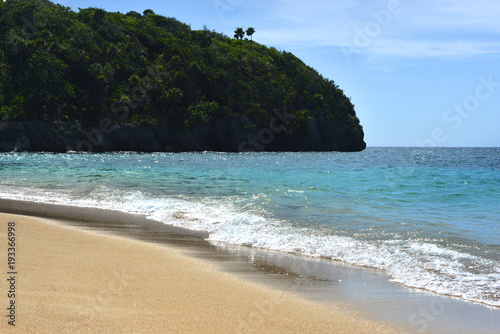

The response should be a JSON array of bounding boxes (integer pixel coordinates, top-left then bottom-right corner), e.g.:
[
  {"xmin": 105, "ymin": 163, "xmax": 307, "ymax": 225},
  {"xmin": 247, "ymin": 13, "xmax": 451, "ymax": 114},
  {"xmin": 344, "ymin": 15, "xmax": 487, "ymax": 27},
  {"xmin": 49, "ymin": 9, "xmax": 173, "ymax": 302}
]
[{"xmin": 0, "ymin": 147, "xmax": 499, "ymax": 308}]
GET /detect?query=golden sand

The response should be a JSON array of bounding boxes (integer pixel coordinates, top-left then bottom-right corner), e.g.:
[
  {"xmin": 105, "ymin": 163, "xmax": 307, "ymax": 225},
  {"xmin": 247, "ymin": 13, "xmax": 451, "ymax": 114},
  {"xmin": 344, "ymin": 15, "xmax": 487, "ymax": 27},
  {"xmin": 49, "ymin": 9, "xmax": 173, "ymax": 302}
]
[{"xmin": 0, "ymin": 213, "xmax": 402, "ymax": 333}]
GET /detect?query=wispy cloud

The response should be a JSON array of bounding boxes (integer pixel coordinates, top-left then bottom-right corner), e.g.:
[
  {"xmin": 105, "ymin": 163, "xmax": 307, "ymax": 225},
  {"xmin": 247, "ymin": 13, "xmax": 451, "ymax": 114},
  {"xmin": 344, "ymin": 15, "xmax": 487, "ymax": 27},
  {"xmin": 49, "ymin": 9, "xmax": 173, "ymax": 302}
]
[
  {"xmin": 370, "ymin": 39, "xmax": 500, "ymax": 58},
  {"xmin": 256, "ymin": 0, "xmax": 500, "ymax": 60}
]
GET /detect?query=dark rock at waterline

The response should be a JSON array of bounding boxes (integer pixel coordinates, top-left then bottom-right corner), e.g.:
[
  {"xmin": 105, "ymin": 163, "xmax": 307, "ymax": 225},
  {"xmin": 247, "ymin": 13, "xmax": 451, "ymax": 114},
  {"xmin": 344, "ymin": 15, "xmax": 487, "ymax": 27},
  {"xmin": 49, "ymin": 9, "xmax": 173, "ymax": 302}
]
[{"xmin": 0, "ymin": 117, "xmax": 366, "ymax": 153}]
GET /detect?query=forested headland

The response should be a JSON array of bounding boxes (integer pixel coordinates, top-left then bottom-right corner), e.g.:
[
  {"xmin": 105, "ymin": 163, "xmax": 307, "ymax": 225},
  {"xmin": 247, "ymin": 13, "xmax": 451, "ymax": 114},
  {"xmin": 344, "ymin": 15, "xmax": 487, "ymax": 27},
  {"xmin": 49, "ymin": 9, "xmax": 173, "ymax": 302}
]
[{"xmin": 0, "ymin": 0, "xmax": 366, "ymax": 152}]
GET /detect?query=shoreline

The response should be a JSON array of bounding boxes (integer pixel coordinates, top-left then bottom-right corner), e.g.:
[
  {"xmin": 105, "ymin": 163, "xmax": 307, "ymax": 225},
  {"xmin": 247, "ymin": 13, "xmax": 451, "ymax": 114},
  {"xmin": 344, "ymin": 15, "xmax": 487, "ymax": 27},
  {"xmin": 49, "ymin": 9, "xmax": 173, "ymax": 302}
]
[
  {"xmin": 0, "ymin": 211, "xmax": 398, "ymax": 333},
  {"xmin": 0, "ymin": 199, "xmax": 498, "ymax": 333}
]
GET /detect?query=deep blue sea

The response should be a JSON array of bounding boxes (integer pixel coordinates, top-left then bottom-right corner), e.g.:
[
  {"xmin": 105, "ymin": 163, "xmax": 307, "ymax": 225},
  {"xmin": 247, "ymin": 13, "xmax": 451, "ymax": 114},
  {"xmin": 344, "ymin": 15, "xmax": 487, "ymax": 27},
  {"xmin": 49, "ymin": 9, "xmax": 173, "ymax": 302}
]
[{"xmin": 0, "ymin": 148, "xmax": 498, "ymax": 307}]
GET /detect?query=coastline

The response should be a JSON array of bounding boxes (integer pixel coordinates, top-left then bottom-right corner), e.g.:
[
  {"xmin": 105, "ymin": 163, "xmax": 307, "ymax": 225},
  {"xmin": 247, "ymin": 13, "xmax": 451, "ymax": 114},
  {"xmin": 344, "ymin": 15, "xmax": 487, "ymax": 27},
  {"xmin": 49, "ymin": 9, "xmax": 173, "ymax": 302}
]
[
  {"xmin": 0, "ymin": 211, "xmax": 399, "ymax": 333},
  {"xmin": 0, "ymin": 199, "xmax": 498, "ymax": 333}
]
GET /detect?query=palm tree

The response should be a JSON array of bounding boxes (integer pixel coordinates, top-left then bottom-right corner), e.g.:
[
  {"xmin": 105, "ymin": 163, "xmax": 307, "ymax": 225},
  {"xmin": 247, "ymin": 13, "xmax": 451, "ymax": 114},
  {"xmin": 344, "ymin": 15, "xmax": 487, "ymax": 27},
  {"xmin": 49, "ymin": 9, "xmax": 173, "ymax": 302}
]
[
  {"xmin": 246, "ymin": 27, "xmax": 255, "ymax": 49},
  {"xmin": 234, "ymin": 27, "xmax": 245, "ymax": 52}
]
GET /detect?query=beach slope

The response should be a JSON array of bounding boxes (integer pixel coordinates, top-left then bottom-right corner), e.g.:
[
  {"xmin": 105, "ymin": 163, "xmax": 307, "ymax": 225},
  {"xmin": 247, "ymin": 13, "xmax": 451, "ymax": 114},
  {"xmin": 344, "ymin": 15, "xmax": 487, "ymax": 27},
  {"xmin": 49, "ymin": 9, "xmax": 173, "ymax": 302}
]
[{"xmin": 0, "ymin": 213, "xmax": 399, "ymax": 333}]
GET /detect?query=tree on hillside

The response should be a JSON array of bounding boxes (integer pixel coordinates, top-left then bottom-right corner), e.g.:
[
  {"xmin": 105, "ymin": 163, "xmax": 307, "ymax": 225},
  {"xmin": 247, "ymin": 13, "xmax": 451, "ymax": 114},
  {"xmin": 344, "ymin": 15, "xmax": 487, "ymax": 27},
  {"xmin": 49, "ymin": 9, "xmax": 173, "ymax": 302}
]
[
  {"xmin": 234, "ymin": 27, "xmax": 245, "ymax": 52},
  {"xmin": 246, "ymin": 27, "xmax": 255, "ymax": 48},
  {"xmin": 23, "ymin": 50, "xmax": 75, "ymax": 121},
  {"xmin": 234, "ymin": 27, "xmax": 245, "ymax": 40}
]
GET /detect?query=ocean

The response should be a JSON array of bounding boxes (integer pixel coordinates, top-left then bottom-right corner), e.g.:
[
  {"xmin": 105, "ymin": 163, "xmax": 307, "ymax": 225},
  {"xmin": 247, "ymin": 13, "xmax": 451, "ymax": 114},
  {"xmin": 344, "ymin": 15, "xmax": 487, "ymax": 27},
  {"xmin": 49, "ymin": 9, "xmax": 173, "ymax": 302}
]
[{"xmin": 0, "ymin": 147, "xmax": 498, "ymax": 308}]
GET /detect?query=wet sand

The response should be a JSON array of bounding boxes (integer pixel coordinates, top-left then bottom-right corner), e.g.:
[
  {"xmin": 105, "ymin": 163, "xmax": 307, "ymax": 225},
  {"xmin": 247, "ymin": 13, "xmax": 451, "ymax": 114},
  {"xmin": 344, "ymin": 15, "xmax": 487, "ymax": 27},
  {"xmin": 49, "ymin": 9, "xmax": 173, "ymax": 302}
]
[
  {"xmin": 1, "ymin": 199, "xmax": 498, "ymax": 333},
  {"xmin": 0, "ymin": 211, "xmax": 399, "ymax": 333}
]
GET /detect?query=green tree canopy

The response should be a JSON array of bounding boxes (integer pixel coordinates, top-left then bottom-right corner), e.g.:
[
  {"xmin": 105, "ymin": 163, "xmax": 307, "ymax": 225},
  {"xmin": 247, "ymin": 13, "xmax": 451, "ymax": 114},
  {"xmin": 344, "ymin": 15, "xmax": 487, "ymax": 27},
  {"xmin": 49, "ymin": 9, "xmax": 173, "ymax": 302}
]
[
  {"xmin": 23, "ymin": 50, "xmax": 75, "ymax": 121},
  {"xmin": 234, "ymin": 27, "xmax": 245, "ymax": 40},
  {"xmin": 246, "ymin": 27, "xmax": 255, "ymax": 48},
  {"xmin": 0, "ymin": 0, "xmax": 363, "ymax": 140}
]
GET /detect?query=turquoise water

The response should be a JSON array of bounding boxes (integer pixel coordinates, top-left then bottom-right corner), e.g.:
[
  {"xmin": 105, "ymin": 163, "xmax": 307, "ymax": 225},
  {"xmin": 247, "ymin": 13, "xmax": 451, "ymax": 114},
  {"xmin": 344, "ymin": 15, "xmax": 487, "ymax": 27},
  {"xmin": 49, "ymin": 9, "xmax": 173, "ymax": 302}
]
[{"xmin": 0, "ymin": 148, "xmax": 499, "ymax": 307}]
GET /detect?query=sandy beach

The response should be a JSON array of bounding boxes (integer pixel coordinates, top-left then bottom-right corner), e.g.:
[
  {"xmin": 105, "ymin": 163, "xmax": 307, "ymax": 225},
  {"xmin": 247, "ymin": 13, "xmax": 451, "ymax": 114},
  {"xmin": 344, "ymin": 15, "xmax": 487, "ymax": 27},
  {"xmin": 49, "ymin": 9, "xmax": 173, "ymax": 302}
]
[{"xmin": 0, "ymin": 212, "xmax": 401, "ymax": 333}]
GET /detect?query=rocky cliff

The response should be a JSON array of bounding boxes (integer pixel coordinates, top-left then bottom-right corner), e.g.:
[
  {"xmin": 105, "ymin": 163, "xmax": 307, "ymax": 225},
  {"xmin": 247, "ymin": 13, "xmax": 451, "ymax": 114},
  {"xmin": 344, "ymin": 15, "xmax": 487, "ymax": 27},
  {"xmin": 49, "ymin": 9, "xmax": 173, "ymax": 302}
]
[{"xmin": 0, "ymin": 117, "xmax": 366, "ymax": 153}]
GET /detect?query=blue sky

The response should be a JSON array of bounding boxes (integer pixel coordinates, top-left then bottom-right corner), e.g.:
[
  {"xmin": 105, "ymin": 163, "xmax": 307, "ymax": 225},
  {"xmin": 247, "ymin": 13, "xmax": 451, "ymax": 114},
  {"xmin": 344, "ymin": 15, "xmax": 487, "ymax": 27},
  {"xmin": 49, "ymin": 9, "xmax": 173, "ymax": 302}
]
[{"xmin": 53, "ymin": 0, "xmax": 500, "ymax": 147}]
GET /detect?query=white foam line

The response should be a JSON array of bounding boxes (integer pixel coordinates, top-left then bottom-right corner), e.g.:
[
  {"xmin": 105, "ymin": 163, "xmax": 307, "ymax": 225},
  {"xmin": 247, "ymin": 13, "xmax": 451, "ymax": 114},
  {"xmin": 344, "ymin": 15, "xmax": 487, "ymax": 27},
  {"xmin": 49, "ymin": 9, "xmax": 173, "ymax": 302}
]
[{"xmin": 0, "ymin": 187, "xmax": 498, "ymax": 307}]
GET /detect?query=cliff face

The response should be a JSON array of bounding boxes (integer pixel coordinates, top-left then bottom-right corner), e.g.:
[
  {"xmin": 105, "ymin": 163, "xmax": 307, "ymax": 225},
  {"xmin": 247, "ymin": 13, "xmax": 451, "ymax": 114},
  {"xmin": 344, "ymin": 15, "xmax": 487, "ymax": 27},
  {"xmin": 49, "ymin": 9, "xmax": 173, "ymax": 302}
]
[{"xmin": 0, "ymin": 118, "xmax": 366, "ymax": 153}]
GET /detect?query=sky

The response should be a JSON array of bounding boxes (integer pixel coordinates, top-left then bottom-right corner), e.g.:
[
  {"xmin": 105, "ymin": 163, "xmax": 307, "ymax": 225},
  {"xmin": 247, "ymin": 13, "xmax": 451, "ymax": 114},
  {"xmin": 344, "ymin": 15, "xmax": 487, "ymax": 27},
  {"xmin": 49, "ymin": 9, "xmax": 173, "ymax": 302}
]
[{"xmin": 52, "ymin": 0, "xmax": 500, "ymax": 147}]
